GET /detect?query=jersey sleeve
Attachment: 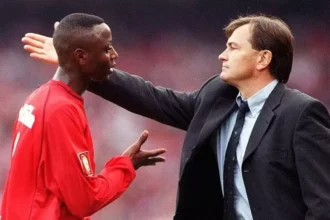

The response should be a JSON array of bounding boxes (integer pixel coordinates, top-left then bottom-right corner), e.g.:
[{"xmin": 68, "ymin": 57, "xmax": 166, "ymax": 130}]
[{"xmin": 43, "ymin": 104, "xmax": 136, "ymax": 218}]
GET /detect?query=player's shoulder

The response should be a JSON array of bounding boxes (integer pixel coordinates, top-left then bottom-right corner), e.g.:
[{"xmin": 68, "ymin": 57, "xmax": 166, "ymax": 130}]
[
  {"xmin": 34, "ymin": 81, "xmax": 82, "ymax": 118},
  {"xmin": 28, "ymin": 81, "xmax": 74, "ymax": 106},
  {"xmin": 43, "ymin": 102, "xmax": 82, "ymax": 127}
]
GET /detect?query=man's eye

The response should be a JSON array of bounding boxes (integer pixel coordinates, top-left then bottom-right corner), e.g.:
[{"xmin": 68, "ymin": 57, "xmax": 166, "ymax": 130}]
[{"xmin": 106, "ymin": 46, "xmax": 113, "ymax": 52}]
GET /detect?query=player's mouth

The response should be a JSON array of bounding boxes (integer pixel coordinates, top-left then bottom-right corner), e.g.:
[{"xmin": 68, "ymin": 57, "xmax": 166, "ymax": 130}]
[{"xmin": 109, "ymin": 61, "xmax": 116, "ymax": 72}]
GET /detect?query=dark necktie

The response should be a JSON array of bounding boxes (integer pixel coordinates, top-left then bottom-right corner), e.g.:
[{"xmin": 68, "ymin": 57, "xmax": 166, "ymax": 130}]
[{"xmin": 223, "ymin": 100, "xmax": 250, "ymax": 220}]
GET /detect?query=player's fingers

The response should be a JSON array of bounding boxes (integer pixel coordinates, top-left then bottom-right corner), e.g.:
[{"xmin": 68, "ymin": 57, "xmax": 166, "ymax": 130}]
[
  {"xmin": 24, "ymin": 33, "xmax": 49, "ymax": 43},
  {"xmin": 22, "ymin": 37, "xmax": 44, "ymax": 49},
  {"xmin": 150, "ymin": 156, "xmax": 166, "ymax": 163},
  {"xmin": 134, "ymin": 130, "xmax": 149, "ymax": 148},
  {"xmin": 143, "ymin": 148, "xmax": 167, "ymax": 157},
  {"xmin": 141, "ymin": 157, "xmax": 166, "ymax": 166},
  {"xmin": 126, "ymin": 131, "xmax": 149, "ymax": 154},
  {"xmin": 24, "ymin": 45, "xmax": 44, "ymax": 54}
]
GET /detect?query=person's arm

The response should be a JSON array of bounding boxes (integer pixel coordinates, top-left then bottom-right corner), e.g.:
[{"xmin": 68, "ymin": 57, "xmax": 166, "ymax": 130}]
[
  {"xmin": 44, "ymin": 105, "xmax": 164, "ymax": 218},
  {"xmin": 89, "ymin": 69, "xmax": 199, "ymax": 130},
  {"xmin": 293, "ymin": 100, "xmax": 330, "ymax": 219},
  {"xmin": 21, "ymin": 33, "xmax": 199, "ymax": 130}
]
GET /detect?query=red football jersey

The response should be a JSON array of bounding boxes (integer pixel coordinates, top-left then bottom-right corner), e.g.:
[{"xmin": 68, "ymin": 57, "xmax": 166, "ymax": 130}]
[{"xmin": 1, "ymin": 80, "xmax": 136, "ymax": 220}]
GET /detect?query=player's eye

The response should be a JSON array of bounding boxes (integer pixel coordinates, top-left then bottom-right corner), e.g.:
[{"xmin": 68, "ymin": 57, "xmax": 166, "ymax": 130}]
[{"xmin": 105, "ymin": 46, "xmax": 113, "ymax": 53}]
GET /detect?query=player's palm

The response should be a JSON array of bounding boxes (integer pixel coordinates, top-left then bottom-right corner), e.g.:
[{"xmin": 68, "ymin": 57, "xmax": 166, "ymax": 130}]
[{"xmin": 122, "ymin": 131, "xmax": 166, "ymax": 170}]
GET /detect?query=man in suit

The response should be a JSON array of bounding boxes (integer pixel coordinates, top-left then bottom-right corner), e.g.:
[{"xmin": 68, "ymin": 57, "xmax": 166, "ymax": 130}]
[{"xmin": 22, "ymin": 14, "xmax": 330, "ymax": 220}]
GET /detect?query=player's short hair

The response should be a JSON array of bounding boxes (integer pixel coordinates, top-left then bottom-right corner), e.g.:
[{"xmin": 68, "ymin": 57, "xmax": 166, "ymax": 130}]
[
  {"xmin": 53, "ymin": 13, "xmax": 105, "ymax": 66},
  {"xmin": 224, "ymin": 14, "xmax": 294, "ymax": 83}
]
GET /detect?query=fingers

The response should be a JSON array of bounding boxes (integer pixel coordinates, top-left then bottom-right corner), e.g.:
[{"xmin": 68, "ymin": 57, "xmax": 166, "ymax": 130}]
[
  {"xmin": 30, "ymin": 53, "xmax": 56, "ymax": 64},
  {"xmin": 54, "ymin": 21, "xmax": 59, "ymax": 29},
  {"xmin": 134, "ymin": 130, "xmax": 149, "ymax": 148},
  {"xmin": 122, "ymin": 130, "xmax": 149, "ymax": 157},
  {"xmin": 22, "ymin": 37, "xmax": 44, "ymax": 49},
  {"xmin": 140, "ymin": 156, "xmax": 166, "ymax": 167},
  {"xmin": 142, "ymin": 148, "xmax": 167, "ymax": 158},
  {"xmin": 30, "ymin": 53, "xmax": 46, "ymax": 60},
  {"xmin": 149, "ymin": 156, "xmax": 166, "ymax": 163},
  {"xmin": 23, "ymin": 45, "xmax": 44, "ymax": 54},
  {"xmin": 24, "ymin": 33, "xmax": 49, "ymax": 43}
]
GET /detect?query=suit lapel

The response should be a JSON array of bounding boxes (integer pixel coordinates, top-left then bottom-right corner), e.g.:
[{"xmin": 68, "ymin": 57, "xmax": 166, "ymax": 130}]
[
  {"xmin": 243, "ymin": 83, "xmax": 286, "ymax": 162},
  {"xmin": 243, "ymin": 106, "xmax": 274, "ymax": 161},
  {"xmin": 195, "ymin": 97, "xmax": 236, "ymax": 150}
]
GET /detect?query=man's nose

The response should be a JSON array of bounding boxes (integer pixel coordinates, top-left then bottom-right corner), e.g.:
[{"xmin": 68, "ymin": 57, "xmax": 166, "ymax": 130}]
[
  {"xmin": 218, "ymin": 50, "xmax": 227, "ymax": 61},
  {"xmin": 111, "ymin": 47, "xmax": 119, "ymax": 59}
]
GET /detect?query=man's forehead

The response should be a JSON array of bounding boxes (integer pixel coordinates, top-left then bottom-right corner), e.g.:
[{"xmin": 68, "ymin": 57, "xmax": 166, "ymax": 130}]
[
  {"xmin": 93, "ymin": 23, "xmax": 110, "ymax": 31},
  {"xmin": 227, "ymin": 24, "xmax": 251, "ymax": 44},
  {"xmin": 91, "ymin": 23, "xmax": 112, "ymax": 40}
]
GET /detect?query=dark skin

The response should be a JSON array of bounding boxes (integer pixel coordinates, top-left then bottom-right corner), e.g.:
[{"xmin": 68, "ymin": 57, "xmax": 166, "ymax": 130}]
[
  {"xmin": 51, "ymin": 23, "xmax": 166, "ymax": 169},
  {"xmin": 53, "ymin": 23, "xmax": 117, "ymax": 95}
]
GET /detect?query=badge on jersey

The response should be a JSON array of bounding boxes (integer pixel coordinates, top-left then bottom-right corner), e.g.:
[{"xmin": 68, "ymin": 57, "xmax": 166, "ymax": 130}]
[{"xmin": 77, "ymin": 151, "xmax": 93, "ymax": 177}]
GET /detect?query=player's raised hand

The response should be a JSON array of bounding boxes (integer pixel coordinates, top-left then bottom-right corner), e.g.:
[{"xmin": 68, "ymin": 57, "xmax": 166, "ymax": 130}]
[
  {"xmin": 122, "ymin": 130, "xmax": 166, "ymax": 170},
  {"xmin": 21, "ymin": 22, "xmax": 59, "ymax": 65}
]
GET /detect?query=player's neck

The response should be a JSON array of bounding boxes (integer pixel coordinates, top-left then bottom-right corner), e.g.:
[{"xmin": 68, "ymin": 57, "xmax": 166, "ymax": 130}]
[{"xmin": 53, "ymin": 67, "xmax": 89, "ymax": 96}]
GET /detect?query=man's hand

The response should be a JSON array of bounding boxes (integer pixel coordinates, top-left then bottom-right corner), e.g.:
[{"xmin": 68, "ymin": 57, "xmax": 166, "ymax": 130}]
[
  {"xmin": 122, "ymin": 131, "xmax": 166, "ymax": 170},
  {"xmin": 21, "ymin": 22, "xmax": 59, "ymax": 64}
]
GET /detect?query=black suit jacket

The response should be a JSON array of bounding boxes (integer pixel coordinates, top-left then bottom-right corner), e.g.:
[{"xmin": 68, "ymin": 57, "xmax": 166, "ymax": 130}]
[{"xmin": 89, "ymin": 69, "xmax": 330, "ymax": 220}]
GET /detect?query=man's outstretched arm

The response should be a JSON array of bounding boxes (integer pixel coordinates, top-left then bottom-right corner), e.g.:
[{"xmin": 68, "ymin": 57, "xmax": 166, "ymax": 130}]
[
  {"xmin": 22, "ymin": 33, "xmax": 199, "ymax": 130},
  {"xmin": 89, "ymin": 69, "xmax": 199, "ymax": 130}
]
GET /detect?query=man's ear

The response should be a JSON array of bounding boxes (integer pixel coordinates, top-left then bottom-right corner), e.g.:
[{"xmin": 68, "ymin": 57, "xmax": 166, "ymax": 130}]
[
  {"xmin": 74, "ymin": 48, "xmax": 88, "ymax": 65},
  {"xmin": 256, "ymin": 50, "xmax": 272, "ymax": 71}
]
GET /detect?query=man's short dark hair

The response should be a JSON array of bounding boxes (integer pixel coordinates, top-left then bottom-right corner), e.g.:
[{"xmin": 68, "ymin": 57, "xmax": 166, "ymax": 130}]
[
  {"xmin": 224, "ymin": 14, "xmax": 294, "ymax": 83},
  {"xmin": 53, "ymin": 13, "xmax": 105, "ymax": 66}
]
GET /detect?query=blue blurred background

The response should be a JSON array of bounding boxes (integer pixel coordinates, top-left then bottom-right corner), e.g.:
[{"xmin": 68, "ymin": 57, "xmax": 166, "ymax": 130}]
[{"xmin": 0, "ymin": 0, "xmax": 329, "ymax": 219}]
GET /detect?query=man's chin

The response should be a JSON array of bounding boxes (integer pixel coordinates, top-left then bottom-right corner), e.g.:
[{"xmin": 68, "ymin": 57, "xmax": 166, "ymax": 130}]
[
  {"xmin": 91, "ymin": 74, "xmax": 110, "ymax": 82},
  {"xmin": 220, "ymin": 72, "xmax": 229, "ymax": 82},
  {"xmin": 220, "ymin": 72, "xmax": 236, "ymax": 86}
]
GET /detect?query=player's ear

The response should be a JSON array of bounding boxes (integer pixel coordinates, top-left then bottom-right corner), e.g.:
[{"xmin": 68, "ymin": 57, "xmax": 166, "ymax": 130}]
[{"xmin": 74, "ymin": 48, "xmax": 88, "ymax": 65}]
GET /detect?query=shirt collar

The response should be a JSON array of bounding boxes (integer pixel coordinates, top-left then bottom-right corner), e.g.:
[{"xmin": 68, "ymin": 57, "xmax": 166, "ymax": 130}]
[{"xmin": 236, "ymin": 79, "xmax": 279, "ymax": 117}]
